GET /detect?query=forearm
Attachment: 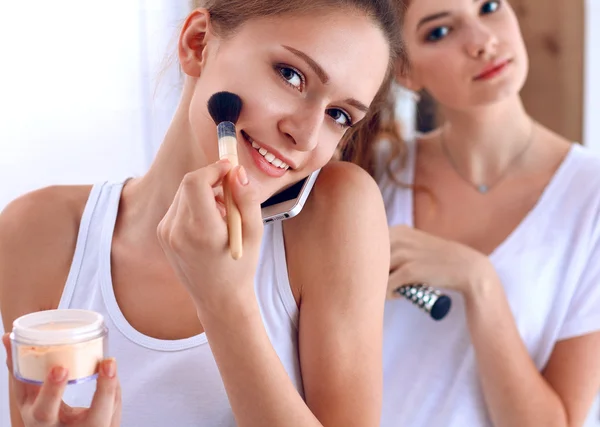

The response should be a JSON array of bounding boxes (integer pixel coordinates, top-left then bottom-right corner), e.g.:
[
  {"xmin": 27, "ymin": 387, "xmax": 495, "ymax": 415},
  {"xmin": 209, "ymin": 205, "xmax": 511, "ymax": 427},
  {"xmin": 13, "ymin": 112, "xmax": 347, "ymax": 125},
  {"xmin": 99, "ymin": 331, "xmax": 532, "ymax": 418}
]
[
  {"xmin": 199, "ymin": 295, "xmax": 321, "ymax": 427},
  {"xmin": 464, "ymin": 276, "xmax": 568, "ymax": 427}
]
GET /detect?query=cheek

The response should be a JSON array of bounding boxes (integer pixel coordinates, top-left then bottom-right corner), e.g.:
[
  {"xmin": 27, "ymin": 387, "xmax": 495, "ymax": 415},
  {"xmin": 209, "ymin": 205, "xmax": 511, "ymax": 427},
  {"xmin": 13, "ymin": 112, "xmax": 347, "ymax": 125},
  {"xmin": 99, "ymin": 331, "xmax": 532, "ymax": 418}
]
[
  {"xmin": 188, "ymin": 86, "xmax": 220, "ymax": 161},
  {"xmin": 313, "ymin": 137, "xmax": 339, "ymax": 166},
  {"xmin": 414, "ymin": 51, "xmax": 466, "ymax": 101}
]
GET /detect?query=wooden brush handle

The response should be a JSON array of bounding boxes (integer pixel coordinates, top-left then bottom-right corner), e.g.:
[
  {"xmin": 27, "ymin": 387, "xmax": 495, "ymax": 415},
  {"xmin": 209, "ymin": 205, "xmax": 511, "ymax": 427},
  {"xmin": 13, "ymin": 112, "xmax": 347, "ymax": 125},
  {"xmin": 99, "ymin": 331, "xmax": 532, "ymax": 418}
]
[{"xmin": 223, "ymin": 163, "xmax": 243, "ymax": 260}]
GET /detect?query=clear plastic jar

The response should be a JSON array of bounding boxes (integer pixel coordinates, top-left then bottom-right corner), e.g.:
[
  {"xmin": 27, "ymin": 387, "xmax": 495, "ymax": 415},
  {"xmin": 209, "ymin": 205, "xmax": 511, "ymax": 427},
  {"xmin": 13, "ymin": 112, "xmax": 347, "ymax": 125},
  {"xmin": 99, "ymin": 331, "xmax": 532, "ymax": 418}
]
[{"xmin": 10, "ymin": 309, "xmax": 108, "ymax": 384}]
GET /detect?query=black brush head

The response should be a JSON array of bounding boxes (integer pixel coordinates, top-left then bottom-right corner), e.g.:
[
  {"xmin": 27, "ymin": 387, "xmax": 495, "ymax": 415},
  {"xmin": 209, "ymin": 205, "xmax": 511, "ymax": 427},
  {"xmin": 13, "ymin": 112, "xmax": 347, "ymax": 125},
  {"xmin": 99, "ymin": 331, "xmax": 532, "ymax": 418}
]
[{"xmin": 207, "ymin": 91, "xmax": 243, "ymax": 125}]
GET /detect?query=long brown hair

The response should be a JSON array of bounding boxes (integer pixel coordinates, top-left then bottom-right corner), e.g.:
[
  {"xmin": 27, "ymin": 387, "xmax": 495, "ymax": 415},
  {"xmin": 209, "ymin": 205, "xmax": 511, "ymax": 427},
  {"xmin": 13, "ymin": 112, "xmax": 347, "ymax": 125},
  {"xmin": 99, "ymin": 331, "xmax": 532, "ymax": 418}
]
[
  {"xmin": 190, "ymin": 0, "xmax": 404, "ymax": 171},
  {"xmin": 341, "ymin": 0, "xmax": 412, "ymax": 178}
]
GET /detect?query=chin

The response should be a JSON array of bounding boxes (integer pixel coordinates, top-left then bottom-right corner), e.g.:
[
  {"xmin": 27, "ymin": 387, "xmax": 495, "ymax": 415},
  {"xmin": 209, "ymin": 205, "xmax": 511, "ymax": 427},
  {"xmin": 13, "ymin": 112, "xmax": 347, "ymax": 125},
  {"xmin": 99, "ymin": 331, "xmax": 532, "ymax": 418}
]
[{"xmin": 470, "ymin": 75, "xmax": 526, "ymax": 107}]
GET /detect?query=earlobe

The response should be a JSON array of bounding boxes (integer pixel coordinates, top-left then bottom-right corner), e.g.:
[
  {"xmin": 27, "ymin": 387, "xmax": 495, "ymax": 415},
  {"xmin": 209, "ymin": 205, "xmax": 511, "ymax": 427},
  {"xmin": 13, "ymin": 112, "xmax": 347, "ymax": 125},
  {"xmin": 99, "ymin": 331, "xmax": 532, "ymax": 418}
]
[
  {"xmin": 178, "ymin": 9, "xmax": 213, "ymax": 78},
  {"xmin": 395, "ymin": 70, "xmax": 422, "ymax": 93},
  {"xmin": 394, "ymin": 60, "xmax": 423, "ymax": 92}
]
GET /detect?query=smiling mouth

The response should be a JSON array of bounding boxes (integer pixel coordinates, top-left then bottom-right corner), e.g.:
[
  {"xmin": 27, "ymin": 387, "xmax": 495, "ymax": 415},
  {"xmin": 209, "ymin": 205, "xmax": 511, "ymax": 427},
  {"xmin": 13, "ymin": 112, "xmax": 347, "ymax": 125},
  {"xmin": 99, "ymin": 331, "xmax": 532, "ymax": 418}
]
[{"xmin": 241, "ymin": 130, "xmax": 291, "ymax": 170}]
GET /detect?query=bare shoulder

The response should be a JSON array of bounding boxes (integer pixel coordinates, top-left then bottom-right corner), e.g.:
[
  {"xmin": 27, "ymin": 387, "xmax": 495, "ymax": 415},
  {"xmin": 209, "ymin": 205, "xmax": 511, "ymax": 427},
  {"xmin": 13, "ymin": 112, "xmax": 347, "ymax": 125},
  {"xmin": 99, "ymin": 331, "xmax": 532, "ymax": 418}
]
[
  {"xmin": 0, "ymin": 185, "xmax": 91, "ymax": 330},
  {"xmin": 283, "ymin": 161, "xmax": 390, "ymax": 297},
  {"xmin": 291, "ymin": 160, "xmax": 388, "ymax": 230}
]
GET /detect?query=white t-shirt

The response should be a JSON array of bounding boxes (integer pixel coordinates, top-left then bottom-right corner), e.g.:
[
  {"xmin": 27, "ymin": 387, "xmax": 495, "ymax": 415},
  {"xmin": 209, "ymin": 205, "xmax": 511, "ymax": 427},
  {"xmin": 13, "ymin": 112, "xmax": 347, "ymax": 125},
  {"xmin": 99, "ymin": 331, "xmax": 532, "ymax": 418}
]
[{"xmin": 377, "ymin": 140, "xmax": 600, "ymax": 427}]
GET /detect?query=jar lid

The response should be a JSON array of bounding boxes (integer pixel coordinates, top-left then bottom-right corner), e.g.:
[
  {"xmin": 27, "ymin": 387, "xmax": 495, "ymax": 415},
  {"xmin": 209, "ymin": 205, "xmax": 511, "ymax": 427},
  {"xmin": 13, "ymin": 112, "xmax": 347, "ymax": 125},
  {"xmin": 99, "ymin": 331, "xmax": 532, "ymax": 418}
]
[{"xmin": 12, "ymin": 309, "xmax": 105, "ymax": 345}]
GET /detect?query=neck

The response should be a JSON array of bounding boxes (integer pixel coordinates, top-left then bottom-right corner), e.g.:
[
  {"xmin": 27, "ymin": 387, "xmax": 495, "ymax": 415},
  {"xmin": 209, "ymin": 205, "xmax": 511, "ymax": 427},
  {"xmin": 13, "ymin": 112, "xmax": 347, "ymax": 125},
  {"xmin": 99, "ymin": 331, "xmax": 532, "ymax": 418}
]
[
  {"xmin": 119, "ymin": 83, "xmax": 211, "ymax": 244},
  {"xmin": 439, "ymin": 96, "xmax": 534, "ymax": 184}
]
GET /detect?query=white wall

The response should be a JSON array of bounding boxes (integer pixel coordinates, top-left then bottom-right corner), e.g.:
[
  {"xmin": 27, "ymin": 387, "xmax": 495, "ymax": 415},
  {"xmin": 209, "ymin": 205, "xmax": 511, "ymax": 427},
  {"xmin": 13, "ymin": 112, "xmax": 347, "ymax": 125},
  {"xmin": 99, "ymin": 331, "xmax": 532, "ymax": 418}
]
[
  {"xmin": 0, "ymin": 1, "xmax": 187, "ymax": 210},
  {"xmin": 0, "ymin": 2, "xmax": 187, "ymax": 425}
]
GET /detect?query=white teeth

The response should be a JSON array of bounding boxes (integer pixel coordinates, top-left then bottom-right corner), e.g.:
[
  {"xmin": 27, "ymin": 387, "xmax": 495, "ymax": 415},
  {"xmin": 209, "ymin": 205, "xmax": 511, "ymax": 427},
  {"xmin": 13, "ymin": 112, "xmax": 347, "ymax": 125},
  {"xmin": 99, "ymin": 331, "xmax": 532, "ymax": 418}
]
[{"xmin": 246, "ymin": 134, "xmax": 290, "ymax": 170}]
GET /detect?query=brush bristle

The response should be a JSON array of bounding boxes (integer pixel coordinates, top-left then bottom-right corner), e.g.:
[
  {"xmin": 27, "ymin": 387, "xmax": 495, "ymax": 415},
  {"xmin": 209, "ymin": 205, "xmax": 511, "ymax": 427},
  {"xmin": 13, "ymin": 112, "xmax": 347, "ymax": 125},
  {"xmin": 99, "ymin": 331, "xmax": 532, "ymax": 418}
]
[{"xmin": 207, "ymin": 91, "xmax": 243, "ymax": 125}]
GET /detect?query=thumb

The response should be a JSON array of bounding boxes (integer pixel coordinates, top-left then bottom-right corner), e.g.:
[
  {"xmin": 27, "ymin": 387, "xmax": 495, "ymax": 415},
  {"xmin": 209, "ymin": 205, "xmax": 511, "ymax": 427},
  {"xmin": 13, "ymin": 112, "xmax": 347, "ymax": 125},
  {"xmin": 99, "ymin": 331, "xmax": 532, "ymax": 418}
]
[{"xmin": 230, "ymin": 166, "xmax": 263, "ymax": 245}]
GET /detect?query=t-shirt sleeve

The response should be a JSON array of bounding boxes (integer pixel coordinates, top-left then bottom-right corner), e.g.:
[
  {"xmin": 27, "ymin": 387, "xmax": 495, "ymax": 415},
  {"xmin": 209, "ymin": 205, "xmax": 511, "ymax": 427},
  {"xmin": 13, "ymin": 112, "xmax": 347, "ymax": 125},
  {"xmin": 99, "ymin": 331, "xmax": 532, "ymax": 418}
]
[{"xmin": 558, "ymin": 238, "xmax": 600, "ymax": 340}]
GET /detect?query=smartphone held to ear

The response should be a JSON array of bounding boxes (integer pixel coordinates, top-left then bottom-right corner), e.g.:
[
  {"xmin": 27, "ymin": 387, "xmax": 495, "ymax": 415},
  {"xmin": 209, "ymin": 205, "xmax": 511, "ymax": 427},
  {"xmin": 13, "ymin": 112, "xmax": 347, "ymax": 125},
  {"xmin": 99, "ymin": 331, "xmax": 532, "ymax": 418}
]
[{"xmin": 261, "ymin": 169, "xmax": 321, "ymax": 223}]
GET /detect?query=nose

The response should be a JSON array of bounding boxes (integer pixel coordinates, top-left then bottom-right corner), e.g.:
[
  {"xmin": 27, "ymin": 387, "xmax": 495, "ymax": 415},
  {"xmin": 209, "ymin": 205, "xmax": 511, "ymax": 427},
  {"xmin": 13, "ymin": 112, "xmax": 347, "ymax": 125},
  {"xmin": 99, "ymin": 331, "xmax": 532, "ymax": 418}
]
[
  {"xmin": 277, "ymin": 102, "xmax": 322, "ymax": 152},
  {"xmin": 464, "ymin": 21, "xmax": 499, "ymax": 60}
]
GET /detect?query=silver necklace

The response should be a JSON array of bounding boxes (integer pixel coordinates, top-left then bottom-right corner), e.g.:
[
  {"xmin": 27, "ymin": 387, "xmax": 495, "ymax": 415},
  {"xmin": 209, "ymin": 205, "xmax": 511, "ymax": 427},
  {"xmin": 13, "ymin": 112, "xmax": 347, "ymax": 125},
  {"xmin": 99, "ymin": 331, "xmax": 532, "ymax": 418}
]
[{"xmin": 440, "ymin": 120, "xmax": 536, "ymax": 194}]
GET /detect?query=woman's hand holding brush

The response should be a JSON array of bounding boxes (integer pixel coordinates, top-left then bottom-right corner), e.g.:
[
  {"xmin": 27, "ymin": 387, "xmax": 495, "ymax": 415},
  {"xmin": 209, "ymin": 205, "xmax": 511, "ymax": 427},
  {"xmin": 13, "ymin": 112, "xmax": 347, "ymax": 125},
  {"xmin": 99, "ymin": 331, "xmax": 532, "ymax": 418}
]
[
  {"xmin": 157, "ymin": 157, "xmax": 264, "ymax": 322},
  {"xmin": 388, "ymin": 224, "xmax": 498, "ymax": 308}
]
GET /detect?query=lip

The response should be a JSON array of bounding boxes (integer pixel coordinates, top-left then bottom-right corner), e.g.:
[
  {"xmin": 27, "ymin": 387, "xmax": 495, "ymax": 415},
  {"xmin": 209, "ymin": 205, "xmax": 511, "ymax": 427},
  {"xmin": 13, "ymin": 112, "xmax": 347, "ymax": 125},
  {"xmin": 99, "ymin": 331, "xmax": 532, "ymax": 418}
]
[
  {"xmin": 474, "ymin": 59, "xmax": 512, "ymax": 81},
  {"xmin": 240, "ymin": 131, "xmax": 295, "ymax": 178}
]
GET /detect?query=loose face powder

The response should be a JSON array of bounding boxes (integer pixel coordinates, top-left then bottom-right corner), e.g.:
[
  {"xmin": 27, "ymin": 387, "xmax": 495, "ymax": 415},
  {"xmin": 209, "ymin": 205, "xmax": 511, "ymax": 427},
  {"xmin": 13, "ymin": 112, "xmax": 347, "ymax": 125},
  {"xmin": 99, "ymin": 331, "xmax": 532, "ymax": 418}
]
[{"xmin": 10, "ymin": 309, "xmax": 108, "ymax": 384}]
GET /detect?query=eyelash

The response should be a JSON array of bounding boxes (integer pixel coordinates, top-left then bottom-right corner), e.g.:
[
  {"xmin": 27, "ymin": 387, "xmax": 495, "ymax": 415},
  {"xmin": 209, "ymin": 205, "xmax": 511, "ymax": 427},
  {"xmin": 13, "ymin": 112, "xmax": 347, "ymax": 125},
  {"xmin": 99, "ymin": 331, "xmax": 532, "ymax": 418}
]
[
  {"xmin": 274, "ymin": 64, "xmax": 354, "ymax": 129},
  {"xmin": 424, "ymin": 0, "xmax": 502, "ymax": 43}
]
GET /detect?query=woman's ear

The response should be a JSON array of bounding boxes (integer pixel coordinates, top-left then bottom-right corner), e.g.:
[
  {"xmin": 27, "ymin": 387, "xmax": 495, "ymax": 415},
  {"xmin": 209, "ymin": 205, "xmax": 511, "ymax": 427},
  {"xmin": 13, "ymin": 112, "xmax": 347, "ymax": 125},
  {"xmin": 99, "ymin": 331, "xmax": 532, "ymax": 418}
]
[
  {"xmin": 178, "ymin": 9, "xmax": 214, "ymax": 78},
  {"xmin": 394, "ymin": 60, "xmax": 423, "ymax": 93}
]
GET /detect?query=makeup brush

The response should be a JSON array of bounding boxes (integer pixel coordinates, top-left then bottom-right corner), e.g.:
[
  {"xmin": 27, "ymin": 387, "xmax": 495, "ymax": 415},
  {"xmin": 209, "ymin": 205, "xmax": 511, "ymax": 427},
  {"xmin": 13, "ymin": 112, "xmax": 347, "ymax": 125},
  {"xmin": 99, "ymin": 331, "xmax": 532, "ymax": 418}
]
[
  {"xmin": 208, "ymin": 91, "xmax": 244, "ymax": 260},
  {"xmin": 395, "ymin": 284, "xmax": 452, "ymax": 321}
]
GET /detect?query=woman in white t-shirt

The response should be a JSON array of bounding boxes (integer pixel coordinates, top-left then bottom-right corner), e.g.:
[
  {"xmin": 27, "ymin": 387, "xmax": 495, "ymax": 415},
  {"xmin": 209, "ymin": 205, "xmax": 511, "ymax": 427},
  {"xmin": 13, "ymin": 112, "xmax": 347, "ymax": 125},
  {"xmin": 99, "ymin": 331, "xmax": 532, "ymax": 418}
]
[{"xmin": 361, "ymin": 0, "xmax": 600, "ymax": 426}]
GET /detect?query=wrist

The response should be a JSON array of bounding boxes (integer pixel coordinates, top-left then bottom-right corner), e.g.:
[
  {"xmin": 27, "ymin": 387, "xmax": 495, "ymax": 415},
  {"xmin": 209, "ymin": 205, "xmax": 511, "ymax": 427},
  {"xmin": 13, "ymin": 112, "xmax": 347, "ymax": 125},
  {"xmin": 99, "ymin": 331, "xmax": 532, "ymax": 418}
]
[
  {"xmin": 463, "ymin": 257, "xmax": 501, "ymax": 306},
  {"xmin": 194, "ymin": 283, "xmax": 258, "ymax": 325}
]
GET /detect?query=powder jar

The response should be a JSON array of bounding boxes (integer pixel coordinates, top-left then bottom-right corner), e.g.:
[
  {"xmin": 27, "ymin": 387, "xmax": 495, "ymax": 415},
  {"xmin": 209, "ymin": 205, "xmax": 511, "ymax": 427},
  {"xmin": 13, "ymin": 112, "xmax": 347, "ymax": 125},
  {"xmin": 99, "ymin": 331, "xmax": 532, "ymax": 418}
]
[{"xmin": 10, "ymin": 309, "xmax": 108, "ymax": 384}]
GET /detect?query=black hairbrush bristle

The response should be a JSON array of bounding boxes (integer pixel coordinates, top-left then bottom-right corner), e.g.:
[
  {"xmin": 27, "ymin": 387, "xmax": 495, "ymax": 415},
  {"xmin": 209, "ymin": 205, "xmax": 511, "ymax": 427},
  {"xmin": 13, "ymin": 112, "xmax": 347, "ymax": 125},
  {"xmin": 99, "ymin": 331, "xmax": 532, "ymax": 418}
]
[{"xmin": 207, "ymin": 91, "xmax": 243, "ymax": 125}]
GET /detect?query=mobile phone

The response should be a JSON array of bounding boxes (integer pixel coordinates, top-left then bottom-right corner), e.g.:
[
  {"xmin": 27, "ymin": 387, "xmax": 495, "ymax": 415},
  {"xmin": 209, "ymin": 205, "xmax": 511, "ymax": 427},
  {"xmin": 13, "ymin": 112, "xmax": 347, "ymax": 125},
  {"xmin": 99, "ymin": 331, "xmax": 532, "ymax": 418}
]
[{"xmin": 261, "ymin": 169, "xmax": 321, "ymax": 224}]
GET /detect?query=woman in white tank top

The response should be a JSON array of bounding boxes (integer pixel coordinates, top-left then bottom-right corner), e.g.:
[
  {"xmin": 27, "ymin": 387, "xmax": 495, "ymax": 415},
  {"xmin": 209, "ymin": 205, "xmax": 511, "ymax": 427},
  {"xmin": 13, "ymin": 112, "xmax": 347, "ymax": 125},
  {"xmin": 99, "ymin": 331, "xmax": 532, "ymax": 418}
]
[
  {"xmin": 360, "ymin": 1, "xmax": 600, "ymax": 426},
  {"xmin": 0, "ymin": 1, "xmax": 401, "ymax": 426}
]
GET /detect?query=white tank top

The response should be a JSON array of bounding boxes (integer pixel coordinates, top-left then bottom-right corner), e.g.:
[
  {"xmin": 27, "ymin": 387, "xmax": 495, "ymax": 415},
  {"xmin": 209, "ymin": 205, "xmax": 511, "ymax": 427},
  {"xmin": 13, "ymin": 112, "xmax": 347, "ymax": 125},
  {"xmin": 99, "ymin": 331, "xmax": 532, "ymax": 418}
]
[
  {"xmin": 58, "ymin": 180, "xmax": 303, "ymax": 427},
  {"xmin": 377, "ymin": 140, "xmax": 600, "ymax": 427}
]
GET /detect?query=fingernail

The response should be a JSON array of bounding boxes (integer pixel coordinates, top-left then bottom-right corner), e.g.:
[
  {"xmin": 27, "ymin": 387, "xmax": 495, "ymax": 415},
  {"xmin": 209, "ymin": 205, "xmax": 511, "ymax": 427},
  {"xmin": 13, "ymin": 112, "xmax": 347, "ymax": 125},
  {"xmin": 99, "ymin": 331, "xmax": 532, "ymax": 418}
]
[
  {"xmin": 237, "ymin": 166, "xmax": 249, "ymax": 186},
  {"xmin": 51, "ymin": 367, "xmax": 67, "ymax": 383},
  {"xmin": 102, "ymin": 358, "xmax": 116, "ymax": 378}
]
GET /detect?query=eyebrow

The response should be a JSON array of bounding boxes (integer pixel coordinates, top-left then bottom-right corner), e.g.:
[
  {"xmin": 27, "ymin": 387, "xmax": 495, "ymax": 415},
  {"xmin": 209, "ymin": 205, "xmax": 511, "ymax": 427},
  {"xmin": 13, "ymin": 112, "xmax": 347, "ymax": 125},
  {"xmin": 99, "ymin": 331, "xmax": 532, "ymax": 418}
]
[
  {"xmin": 282, "ymin": 45, "xmax": 370, "ymax": 114},
  {"xmin": 344, "ymin": 98, "xmax": 370, "ymax": 113},
  {"xmin": 417, "ymin": 11, "xmax": 451, "ymax": 29},
  {"xmin": 283, "ymin": 45, "xmax": 330, "ymax": 84},
  {"xmin": 417, "ymin": 0, "xmax": 481, "ymax": 30}
]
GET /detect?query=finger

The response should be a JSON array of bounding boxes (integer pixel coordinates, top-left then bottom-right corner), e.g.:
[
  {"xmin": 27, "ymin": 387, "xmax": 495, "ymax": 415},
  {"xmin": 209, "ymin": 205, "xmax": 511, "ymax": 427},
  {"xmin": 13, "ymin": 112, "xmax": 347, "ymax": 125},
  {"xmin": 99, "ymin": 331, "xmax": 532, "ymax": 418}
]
[
  {"xmin": 387, "ymin": 270, "xmax": 403, "ymax": 299},
  {"xmin": 58, "ymin": 403, "xmax": 87, "ymax": 424},
  {"xmin": 389, "ymin": 246, "xmax": 410, "ymax": 272},
  {"xmin": 180, "ymin": 162, "xmax": 233, "ymax": 233},
  {"xmin": 213, "ymin": 187, "xmax": 226, "ymax": 218},
  {"xmin": 184, "ymin": 159, "xmax": 232, "ymax": 193},
  {"xmin": 387, "ymin": 265, "xmax": 418, "ymax": 299},
  {"xmin": 389, "ymin": 224, "xmax": 419, "ymax": 250},
  {"xmin": 29, "ymin": 366, "xmax": 68, "ymax": 424},
  {"xmin": 230, "ymin": 166, "xmax": 263, "ymax": 245},
  {"xmin": 87, "ymin": 358, "xmax": 119, "ymax": 424},
  {"xmin": 3, "ymin": 333, "xmax": 13, "ymax": 374},
  {"xmin": 3, "ymin": 333, "xmax": 30, "ymax": 407}
]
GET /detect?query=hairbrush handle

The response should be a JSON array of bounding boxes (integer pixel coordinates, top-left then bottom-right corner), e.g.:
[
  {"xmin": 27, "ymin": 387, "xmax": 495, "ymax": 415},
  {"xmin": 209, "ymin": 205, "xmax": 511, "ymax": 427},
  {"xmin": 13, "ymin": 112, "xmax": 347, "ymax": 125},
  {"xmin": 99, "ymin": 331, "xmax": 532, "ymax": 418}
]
[{"xmin": 394, "ymin": 284, "xmax": 452, "ymax": 321}]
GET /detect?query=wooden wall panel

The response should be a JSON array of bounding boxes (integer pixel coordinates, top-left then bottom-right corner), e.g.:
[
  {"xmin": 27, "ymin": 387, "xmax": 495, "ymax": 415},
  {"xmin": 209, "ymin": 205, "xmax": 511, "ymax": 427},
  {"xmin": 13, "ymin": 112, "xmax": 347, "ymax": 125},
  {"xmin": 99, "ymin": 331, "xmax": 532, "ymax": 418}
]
[{"xmin": 512, "ymin": 0, "xmax": 585, "ymax": 142}]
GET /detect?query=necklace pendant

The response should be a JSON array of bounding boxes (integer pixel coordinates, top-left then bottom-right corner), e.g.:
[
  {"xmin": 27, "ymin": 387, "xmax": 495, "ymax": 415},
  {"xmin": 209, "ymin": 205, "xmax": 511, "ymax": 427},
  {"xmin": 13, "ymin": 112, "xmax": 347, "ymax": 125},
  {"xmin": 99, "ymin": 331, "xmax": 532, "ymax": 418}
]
[{"xmin": 477, "ymin": 184, "xmax": 489, "ymax": 194}]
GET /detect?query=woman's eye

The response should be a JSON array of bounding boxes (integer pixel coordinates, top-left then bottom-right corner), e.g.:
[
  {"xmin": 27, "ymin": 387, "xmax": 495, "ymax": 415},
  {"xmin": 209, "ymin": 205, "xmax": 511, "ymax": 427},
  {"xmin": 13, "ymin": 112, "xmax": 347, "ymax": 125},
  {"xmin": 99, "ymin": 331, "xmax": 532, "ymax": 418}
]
[
  {"xmin": 426, "ymin": 26, "xmax": 450, "ymax": 42},
  {"xmin": 277, "ymin": 66, "xmax": 305, "ymax": 91},
  {"xmin": 327, "ymin": 108, "xmax": 353, "ymax": 129},
  {"xmin": 481, "ymin": 0, "xmax": 501, "ymax": 15}
]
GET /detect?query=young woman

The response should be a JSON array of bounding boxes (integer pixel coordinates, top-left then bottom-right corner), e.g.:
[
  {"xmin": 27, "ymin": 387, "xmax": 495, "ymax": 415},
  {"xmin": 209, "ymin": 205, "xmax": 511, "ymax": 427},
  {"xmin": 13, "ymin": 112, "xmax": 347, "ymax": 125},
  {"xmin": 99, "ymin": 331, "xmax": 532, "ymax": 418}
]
[
  {"xmin": 0, "ymin": 1, "xmax": 401, "ymax": 426},
  {"xmin": 369, "ymin": 1, "xmax": 600, "ymax": 426}
]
